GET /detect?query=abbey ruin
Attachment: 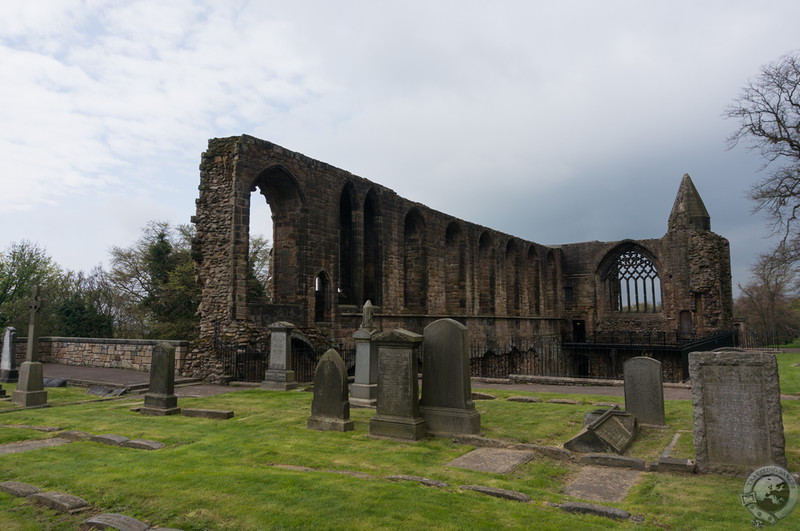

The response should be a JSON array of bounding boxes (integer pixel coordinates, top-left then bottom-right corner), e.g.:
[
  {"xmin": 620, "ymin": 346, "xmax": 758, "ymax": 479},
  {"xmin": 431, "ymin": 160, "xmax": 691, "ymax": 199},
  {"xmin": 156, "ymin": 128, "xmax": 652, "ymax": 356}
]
[{"xmin": 187, "ymin": 135, "xmax": 733, "ymax": 382}]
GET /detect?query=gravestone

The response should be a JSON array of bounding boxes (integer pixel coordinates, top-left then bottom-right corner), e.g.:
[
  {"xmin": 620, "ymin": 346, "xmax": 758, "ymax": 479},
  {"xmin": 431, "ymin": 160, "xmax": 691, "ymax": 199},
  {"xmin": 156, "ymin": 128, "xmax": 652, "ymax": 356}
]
[
  {"xmin": 564, "ymin": 406, "xmax": 638, "ymax": 454},
  {"xmin": 420, "ymin": 318, "xmax": 480, "ymax": 435},
  {"xmin": 0, "ymin": 326, "xmax": 19, "ymax": 383},
  {"xmin": 369, "ymin": 328, "xmax": 426, "ymax": 440},
  {"xmin": 624, "ymin": 356, "xmax": 666, "ymax": 426},
  {"xmin": 307, "ymin": 349, "xmax": 354, "ymax": 432},
  {"xmin": 12, "ymin": 287, "xmax": 47, "ymax": 407},
  {"xmin": 140, "ymin": 343, "xmax": 180, "ymax": 416},
  {"xmin": 350, "ymin": 301, "xmax": 379, "ymax": 407},
  {"xmin": 261, "ymin": 321, "xmax": 298, "ymax": 391},
  {"xmin": 690, "ymin": 350, "xmax": 787, "ymax": 475}
]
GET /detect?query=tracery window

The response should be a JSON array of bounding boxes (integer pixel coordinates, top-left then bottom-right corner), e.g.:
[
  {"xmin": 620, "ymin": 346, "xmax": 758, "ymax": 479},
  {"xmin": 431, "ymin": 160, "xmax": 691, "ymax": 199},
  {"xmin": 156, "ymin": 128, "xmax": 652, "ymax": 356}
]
[{"xmin": 603, "ymin": 249, "xmax": 661, "ymax": 312}]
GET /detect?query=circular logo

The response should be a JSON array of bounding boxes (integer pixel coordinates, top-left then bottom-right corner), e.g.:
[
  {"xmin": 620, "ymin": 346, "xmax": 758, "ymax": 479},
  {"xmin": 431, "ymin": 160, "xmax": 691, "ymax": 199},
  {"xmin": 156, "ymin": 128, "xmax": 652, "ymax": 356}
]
[{"xmin": 741, "ymin": 466, "xmax": 798, "ymax": 526}]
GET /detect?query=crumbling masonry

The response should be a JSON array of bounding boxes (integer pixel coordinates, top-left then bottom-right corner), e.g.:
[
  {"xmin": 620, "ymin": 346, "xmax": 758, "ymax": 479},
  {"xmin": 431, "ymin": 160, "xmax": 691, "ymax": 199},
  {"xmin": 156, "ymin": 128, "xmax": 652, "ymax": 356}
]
[{"xmin": 186, "ymin": 135, "xmax": 733, "ymax": 381}]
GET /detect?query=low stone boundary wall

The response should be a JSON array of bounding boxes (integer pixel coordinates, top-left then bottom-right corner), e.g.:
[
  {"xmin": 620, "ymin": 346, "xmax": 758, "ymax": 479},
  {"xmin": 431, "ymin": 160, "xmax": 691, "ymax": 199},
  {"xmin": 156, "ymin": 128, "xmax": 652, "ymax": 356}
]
[{"xmin": 13, "ymin": 337, "xmax": 189, "ymax": 373}]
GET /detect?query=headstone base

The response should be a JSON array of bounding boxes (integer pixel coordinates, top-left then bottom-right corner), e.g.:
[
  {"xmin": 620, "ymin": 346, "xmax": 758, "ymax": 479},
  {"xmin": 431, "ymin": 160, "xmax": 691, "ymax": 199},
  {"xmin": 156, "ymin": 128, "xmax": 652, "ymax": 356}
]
[
  {"xmin": 12, "ymin": 361, "xmax": 48, "ymax": 407},
  {"xmin": 307, "ymin": 416, "xmax": 355, "ymax": 432},
  {"xmin": 0, "ymin": 369, "xmax": 18, "ymax": 383},
  {"xmin": 349, "ymin": 383, "xmax": 378, "ymax": 408},
  {"xmin": 261, "ymin": 369, "xmax": 298, "ymax": 391},
  {"xmin": 11, "ymin": 389, "xmax": 49, "ymax": 407},
  {"xmin": 139, "ymin": 406, "xmax": 182, "ymax": 416},
  {"xmin": 370, "ymin": 415, "xmax": 426, "ymax": 440},
  {"xmin": 421, "ymin": 406, "xmax": 481, "ymax": 436},
  {"xmin": 144, "ymin": 393, "xmax": 178, "ymax": 410}
]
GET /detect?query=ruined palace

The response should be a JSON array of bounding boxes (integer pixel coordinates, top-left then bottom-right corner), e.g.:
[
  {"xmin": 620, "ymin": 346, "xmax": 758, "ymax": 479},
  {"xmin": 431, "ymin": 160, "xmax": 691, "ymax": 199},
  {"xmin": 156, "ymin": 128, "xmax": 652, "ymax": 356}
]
[{"xmin": 187, "ymin": 135, "xmax": 733, "ymax": 382}]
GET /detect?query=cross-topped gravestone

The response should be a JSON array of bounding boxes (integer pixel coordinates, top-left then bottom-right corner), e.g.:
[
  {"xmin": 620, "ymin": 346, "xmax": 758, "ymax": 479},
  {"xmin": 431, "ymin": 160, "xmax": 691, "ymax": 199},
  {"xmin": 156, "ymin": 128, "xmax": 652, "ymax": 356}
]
[
  {"xmin": 420, "ymin": 318, "xmax": 480, "ymax": 435},
  {"xmin": 0, "ymin": 326, "xmax": 18, "ymax": 383},
  {"xmin": 11, "ymin": 287, "xmax": 48, "ymax": 407},
  {"xmin": 307, "ymin": 349, "xmax": 354, "ymax": 432}
]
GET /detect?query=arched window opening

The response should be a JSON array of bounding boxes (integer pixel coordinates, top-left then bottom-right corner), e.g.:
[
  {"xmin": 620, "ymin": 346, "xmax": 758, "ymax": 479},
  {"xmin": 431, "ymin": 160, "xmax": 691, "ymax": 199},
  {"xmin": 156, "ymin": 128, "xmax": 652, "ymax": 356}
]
[
  {"xmin": 478, "ymin": 233, "xmax": 496, "ymax": 314},
  {"xmin": 445, "ymin": 222, "xmax": 466, "ymax": 313},
  {"xmin": 527, "ymin": 246, "xmax": 540, "ymax": 315},
  {"xmin": 603, "ymin": 249, "xmax": 662, "ymax": 312},
  {"xmin": 248, "ymin": 189, "xmax": 272, "ymax": 304},
  {"xmin": 338, "ymin": 184, "xmax": 357, "ymax": 305},
  {"xmin": 505, "ymin": 240, "xmax": 520, "ymax": 315},
  {"xmin": 403, "ymin": 209, "xmax": 427, "ymax": 310},
  {"xmin": 363, "ymin": 190, "xmax": 382, "ymax": 305},
  {"xmin": 315, "ymin": 272, "xmax": 330, "ymax": 322}
]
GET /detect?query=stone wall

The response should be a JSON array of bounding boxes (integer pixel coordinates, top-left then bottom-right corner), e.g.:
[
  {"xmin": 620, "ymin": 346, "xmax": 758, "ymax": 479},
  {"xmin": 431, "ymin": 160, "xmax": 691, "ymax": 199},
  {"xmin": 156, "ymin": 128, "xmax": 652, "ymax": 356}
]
[
  {"xmin": 189, "ymin": 136, "xmax": 734, "ymax": 381},
  {"xmin": 13, "ymin": 338, "xmax": 189, "ymax": 373}
]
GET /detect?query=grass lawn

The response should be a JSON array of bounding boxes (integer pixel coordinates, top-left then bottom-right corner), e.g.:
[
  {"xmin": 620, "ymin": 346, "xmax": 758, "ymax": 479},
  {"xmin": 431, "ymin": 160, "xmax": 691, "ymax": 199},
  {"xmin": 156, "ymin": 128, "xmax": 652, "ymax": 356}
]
[{"xmin": 0, "ymin": 356, "xmax": 797, "ymax": 530}]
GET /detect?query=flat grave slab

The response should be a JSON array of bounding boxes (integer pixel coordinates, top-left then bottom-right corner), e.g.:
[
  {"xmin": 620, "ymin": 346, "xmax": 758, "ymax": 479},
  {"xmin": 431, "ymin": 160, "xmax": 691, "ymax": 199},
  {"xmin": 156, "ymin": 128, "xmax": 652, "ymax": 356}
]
[
  {"xmin": 565, "ymin": 466, "xmax": 641, "ymax": 502},
  {"xmin": 83, "ymin": 512, "xmax": 151, "ymax": 531},
  {"xmin": 0, "ymin": 437, "xmax": 71, "ymax": 455},
  {"xmin": 31, "ymin": 491, "xmax": 89, "ymax": 513},
  {"xmin": 181, "ymin": 408, "xmax": 234, "ymax": 420},
  {"xmin": 460, "ymin": 484, "xmax": 531, "ymax": 502},
  {"xmin": 89, "ymin": 434, "xmax": 130, "ymax": 446},
  {"xmin": 0, "ymin": 481, "xmax": 40, "ymax": 497},
  {"xmin": 560, "ymin": 501, "xmax": 631, "ymax": 521},
  {"xmin": 446, "ymin": 448, "xmax": 535, "ymax": 474},
  {"xmin": 121, "ymin": 439, "xmax": 165, "ymax": 450}
]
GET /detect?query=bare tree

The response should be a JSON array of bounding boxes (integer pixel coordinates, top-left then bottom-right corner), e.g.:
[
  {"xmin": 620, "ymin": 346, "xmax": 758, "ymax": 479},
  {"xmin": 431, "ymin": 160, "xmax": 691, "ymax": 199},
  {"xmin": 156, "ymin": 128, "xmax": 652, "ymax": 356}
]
[{"xmin": 725, "ymin": 50, "xmax": 800, "ymax": 251}]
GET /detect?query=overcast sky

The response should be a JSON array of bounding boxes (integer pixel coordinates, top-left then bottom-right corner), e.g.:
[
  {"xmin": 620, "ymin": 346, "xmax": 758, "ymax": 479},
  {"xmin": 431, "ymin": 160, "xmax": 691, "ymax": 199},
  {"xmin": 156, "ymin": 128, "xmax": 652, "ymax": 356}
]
[{"xmin": 1, "ymin": 1, "xmax": 798, "ymax": 296}]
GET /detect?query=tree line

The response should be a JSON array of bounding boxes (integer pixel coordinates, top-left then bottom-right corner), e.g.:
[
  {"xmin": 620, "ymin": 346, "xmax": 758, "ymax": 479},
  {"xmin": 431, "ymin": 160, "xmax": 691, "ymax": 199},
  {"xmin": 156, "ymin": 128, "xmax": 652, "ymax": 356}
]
[{"xmin": 0, "ymin": 221, "xmax": 270, "ymax": 341}]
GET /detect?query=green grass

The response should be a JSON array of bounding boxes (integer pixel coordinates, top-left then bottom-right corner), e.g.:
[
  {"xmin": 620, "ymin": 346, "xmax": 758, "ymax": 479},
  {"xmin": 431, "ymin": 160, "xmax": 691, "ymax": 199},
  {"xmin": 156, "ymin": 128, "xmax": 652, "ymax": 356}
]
[{"xmin": 0, "ymin": 366, "xmax": 798, "ymax": 530}]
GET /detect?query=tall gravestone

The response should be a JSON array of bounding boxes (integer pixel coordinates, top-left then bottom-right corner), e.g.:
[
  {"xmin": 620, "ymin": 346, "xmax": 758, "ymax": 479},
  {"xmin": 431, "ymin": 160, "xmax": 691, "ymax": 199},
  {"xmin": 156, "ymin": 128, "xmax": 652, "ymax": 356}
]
[
  {"xmin": 261, "ymin": 321, "xmax": 298, "ymax": 391},
  {"xmin": 12, "ymin": 287, "xmax": 48, "ymax": 407},
  {"xmin": 307, "ymin": 349, "xmax": 354, "ymax": 432},
  {"xmin": 350, "ymin": 301, "xmax": 379, "ymax": 408},
  {"xmin": 420, "ymin": 318, "xmax": 480, "ymax": 435},
  {"xmin": 690, "ymin": 350, "xmax": 787, "ymax": 475},
  {"xmin": 1, "ymin": 326, "xmax": 19, "ymax": 383},
  {"xmin": 624, "ymin": 356, "xmax": 666, "ymax": 426},
  {"xmin": 140, "ymin": 343, "xmax": 180, "ymax": 416},
  {"xmin": 369, "ymin": 328, "xmax": 426, "ymax": 440}
]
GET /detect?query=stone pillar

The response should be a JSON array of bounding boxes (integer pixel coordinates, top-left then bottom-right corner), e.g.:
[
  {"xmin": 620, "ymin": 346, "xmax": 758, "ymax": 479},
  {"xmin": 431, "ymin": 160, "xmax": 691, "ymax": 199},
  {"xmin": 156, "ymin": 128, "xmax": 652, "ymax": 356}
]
[
  {"xmin": 12, "ymin": 287, "xmax": 48, "ymax": 408},
  {"xmin": 261, "ymin": 321, "xmax": 298, "ymax": 391},
  {"xmin": 420, "ymin": 318, "xmax": 481, "ymax": 435},
  {"xmin": 140, "ymin": 343, "xmax": 180, "ymax": 416},
  {"xmin": 350, "ymin": 327, "xmax": 379, "ymax": 408},
  {"xmin": 369, "ymin": 329, "xmax": 426, "ymax": 440},
  {"xmin": 0, "ymin": 326, "xmax": 18, "ymax": 384}
]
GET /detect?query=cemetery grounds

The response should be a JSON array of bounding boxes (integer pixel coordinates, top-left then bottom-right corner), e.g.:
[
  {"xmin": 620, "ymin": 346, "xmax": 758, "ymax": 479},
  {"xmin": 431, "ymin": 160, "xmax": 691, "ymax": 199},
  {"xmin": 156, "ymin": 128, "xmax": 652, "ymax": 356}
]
[{"xmin": 0, "ymin": 353, "xmax": 799, "ymax": 530}]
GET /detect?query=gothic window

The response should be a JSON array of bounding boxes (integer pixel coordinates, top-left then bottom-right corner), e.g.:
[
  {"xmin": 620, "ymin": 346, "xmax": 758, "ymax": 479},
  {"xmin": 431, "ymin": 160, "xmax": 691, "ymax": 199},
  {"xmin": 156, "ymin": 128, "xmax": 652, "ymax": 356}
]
[{"xmin": 603, "ymin": 249, "xmax": 662, "ymax": 312}]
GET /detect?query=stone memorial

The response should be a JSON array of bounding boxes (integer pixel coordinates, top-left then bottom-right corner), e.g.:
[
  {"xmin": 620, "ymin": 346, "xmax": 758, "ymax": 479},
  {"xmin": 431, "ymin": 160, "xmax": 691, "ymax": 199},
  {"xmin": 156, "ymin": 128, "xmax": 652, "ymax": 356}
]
[
  {"xmin": 689, "ymin": 349, "xmax": 787, "ymax": 475},
  {"xmin": 420, "ymin": 318, "xmax": 481, "ymax": 435},
  {"xmin": 1, "ymin": 326, "xmax": 19, "ymax": 383},
  {"xmin": 12, "ymin": 287, "xmax": 48, "ymax": 407},
  {"xmin": 140, "ymin": 343, "xmax": 180, "ymax": 416},
  {"xmin": 369, "ymin": 328, "xmax": 426, "ymax": 440},
  {"xmin": 564, "ymin": 405, "xmax": 638, "ymax": 454},
  {"xmin": 261, "ymin": 321, "xmax": 298, "ymax": 391},
  {"xmin": 624, "ymin": 356, "xmax": 666, "ymax": 426},
  {"xmin": 307, "ymin": 349, "xmax": 354, "ymax": 432},
  {"xmin": 350, "ymin": 301, "xmax": 379, "ymax": 408}
]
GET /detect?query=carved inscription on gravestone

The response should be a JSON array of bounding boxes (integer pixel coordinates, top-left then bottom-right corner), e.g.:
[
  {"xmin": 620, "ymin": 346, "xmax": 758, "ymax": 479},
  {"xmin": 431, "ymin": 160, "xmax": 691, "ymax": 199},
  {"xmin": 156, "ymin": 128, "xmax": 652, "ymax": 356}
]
[{"xmin": 690, "ymin": 350, "xmax": 787, "ymax": 475}]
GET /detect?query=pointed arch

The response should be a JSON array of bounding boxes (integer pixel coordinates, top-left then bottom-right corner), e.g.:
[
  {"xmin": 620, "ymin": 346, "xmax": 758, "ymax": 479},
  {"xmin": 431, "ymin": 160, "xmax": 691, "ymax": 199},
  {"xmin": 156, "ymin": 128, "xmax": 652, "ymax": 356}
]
[
  {"xmin": 403, "ymin": 208, "xmax": 427, "ymax": 310},
  {"xmin": 363, "ymin": 188, "xmax": 382, "ymax": 305},
  {"xmin": 249, "ymin": 165, "xmax": 305, "ymax": 304},
  {"xmin": 505, "ymin": 239, "xmax": 520, "ymax": 315},
  {"xmin": 314, "ymin": 271, "xmax": 331, "ymax": 322},
  {"xmin": 338, "ymin": 182, "xmax": 358, "ymax": 305},
  {"xmin": 599, "ymin": 243, "xmax": 662, "ymax": 313},
  {"xmin": 445, "ymin": 221, "xmax": 466, "ymax": 313},
  {"xmin": 478, "ymin": 232, "xmax": 496, "ymax": 314}
]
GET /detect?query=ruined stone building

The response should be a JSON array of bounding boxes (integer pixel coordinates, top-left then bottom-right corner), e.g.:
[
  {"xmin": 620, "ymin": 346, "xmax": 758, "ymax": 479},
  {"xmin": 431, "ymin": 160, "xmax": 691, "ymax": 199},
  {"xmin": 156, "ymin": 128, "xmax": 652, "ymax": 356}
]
[{"xmin": 188, "ymin": 135, "xmax": 733, "ymax": 381}]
